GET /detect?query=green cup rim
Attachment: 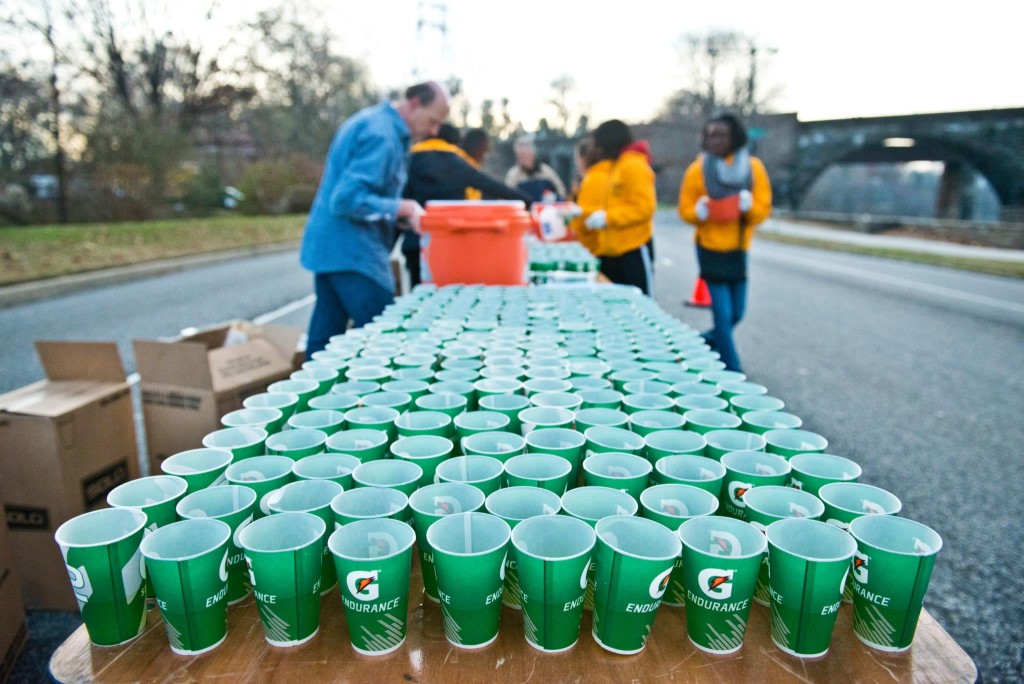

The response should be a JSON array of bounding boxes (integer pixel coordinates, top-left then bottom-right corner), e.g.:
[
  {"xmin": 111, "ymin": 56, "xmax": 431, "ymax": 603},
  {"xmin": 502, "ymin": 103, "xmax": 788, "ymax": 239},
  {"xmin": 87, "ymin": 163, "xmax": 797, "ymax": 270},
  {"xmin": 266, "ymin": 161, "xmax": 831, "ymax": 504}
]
[
  {"xmin": 268, "ymin": 379, "xmax": 319, "ymax": 395},
  {"xmin": 160, "ymin": 448, "xmax": 233, "ymax": 477},
  {"xmin": 818, "ymin": 482, "xmax": 902, "ymax": 516},
  {"xmin": 763, "ymin": 428, "xmax": 828, "ymax": 451},
  {"xmin": 266, "ymin": 479, "xmax": 345, "ymax": 514},
  {"xmin": 391, "ymin": 435, "xmax": 455, "ymax": 460},
  {"xmin": 107, "ymin": 475, "xmax": 188, "ymax": 509},
  {"xmin": 595, "ymin": 515, "xmax": 682, "ymax": 562},
  {"xmin": 326, "ymin": 429, "xmax": 389, "ymax": 451},
  {"xmin": 331, "ymin": 488, "xmax": 409, "ymax": 520},
  {"xmin": 849, "ymin": 514, "xmax": 943, "ymax": 557},
  {"xmin": 462, "ymin": 431, "xmax": 526, "ymax": 455},
  {"xmin": 682, "ymin": 409, "xmax": 742, "ymax": 430},
  {"xmin": 239, "ymin": 511, "xmax": 326, "ymax": 552},
  {"xmin": 244, "ymin": 392, "xmax": 299, "ymax": 410},
  {"xmin": 583, "ymin": 425, "xmax": 645, "ymax": 451},
  {"xmin": 789, "ymin": 453, "xmax": 862, "ymax": 480},
  {"xmin": 266, "ymin": 429, "xmax": 328, "ymax": 452},
  {"xmin": 742, "ymin": 485, "xmax": 826, "ymax": 520},
  {"xmin": 55, "ymin": 507, "xmax": 148, "ymax": 548},
  {"xmin": 644, "ymin": 430, "xmax": 707, "ymax": 453},
  {"xmin": 511, "ymin": 514, "xmax": 596, "ymax": 561},
  {"xmin": 426, "ymin": 511, "xmax": 512, "ymax": 557},
  {"xmin": 454, "ymin": 410, "xmax": 512, "ymax": 432},
  {"xmin": 224, "ymin": 455, "xmax": 295, "ymax": 482},
  {"xmin": 140, "ymin": 518, "xmax": 231, "ymax": 562},
  {"xmin": 328, "ymin": 518, "xmax": 416, "ymax": 562},
  {"xmin": 503, "ymin": 453, "xmax": 572, "ymax": 481},
  {"xmin": 640, "ymin": 484, "xmax": 720, "ymax": 518},
  {"xmin": 721, "ymin": 450, "xmax": 792, "ymax": 477},
  {"xmin": 524, "ymin": 427, "xmax": 586, "ymax": 450},
  {"xmin": 221, "ymin": 407, "xmax": 284, "ymax": 428},
  {"xmin": 352, "ymin": 459, "xmax": 423, "ymax": 488},
  {"xmin": 705, "ymin": 429, "xmax": 767, "ymax": 451},
  {"xmin": 408, "ymin": 482, "xmax": 487, "ymax": 517},
  {"xmin": 177, "ymin": 485, "xmax": 257, "ymax": 519},
  {"xmin": 582, "ymin": 451, "xmax": 652, "ymax": 478},
  {"xmin": 677, "ymin": 516, "xmax": 767, "ymax": 560},
  {"xmin": 766, "ymin": 518, "xmax": 858, "ymax": 562},
  {"xmin": 287, "ymin": 410, "xmax": 345, "ymax": 431},
  {"xmin": 484, "ymin": 486, "xmax": 562, "ymax": 521},
  {"xmin": 202, "ymin": 427, "xmax": 268, "ymax": 450},
  {"xmin": 435, "ymin": 455, "xmax": 505, "ymax": 484},
  {"xmin": 655, "ymin": 454, "xmax": 726, "ymax": 480},
  {"xmin": 292, "ymin": 453, "xmax": 360, "ymax": 480},
  {"xmin": 560, "ymin": 486, "xmax": 639, "ymax": 521}
]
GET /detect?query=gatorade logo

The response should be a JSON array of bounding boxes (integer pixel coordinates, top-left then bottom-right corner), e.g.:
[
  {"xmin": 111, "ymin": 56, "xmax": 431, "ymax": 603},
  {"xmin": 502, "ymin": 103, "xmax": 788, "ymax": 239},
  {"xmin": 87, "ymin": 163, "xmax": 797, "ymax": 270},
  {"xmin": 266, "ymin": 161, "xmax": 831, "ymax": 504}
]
[
  {"xmin": 233, "ymin": 515, "xmax": 254, "ymax": 548},
  {"xmin": 580, "ymin": 561, "xmax": 590, "ymax": 589},
  {"xmin": 698, "ymin": 568, "xmax": 734, "ymax": 599},
  {"xmin": 749, "ymin": 520, "xmax": 767, "ymax": 534},
  {"xmin": 259, "ymin": 492, "xmax": 275, "ymax": 516},
  {"xmin": 852, "ymin": 551, "xmax": 869, "ymax": 584},
  {"xmin": 789, "ymin": 502, "xmax": 811, "ymax": 518},
  {"xmin": 245, "ymin": 556, "xmax": 256, "ymax": 587},
  {"xmin": 839, "ymin": 567, "xmax": 850, "ymax": 594},
  {"xmin": 913, "ymin": 538, "xmax": 933, "ymax": 554},
  {"xmin": 861, "ymin": 499, "xmax": 885, "ymax": 515},
  {"xmin": 791, "ymin": 478, "xmax": 804, "ymax": 490},
  {"xmin": 727, "ymin": 481, "xmax": 753, "ymax": 509},
  {"xmin": 368, "ymin": 533, "xmax": 398, "ymax": 558},
  {"xmin": 698, "ymin": 468, "xmax": 716, "ymax": 480},
  {"xmin": 434, "ymin": 496, "xmax": 461, "ymax": 516},
  {"xmin": 709, "ymin": 530, "xmax": 742, "ymax": 556},
  {"xmin": 661, "ymin": 498, "xmax": 689, "ymax": 517},
  {"xmin": 607, "ymin": 465, "xmax": 632, "ymax": 478},
  {"xmin": 219, "ymin": 550, "xmax": 229, "ymax": 582},
  {"xmin": 65, "ymin": 565, "xmax": 93, "ymax": 606},
  {"xmin": 754, "ymin": 464, "xmax": 776, "ymax": 476},
  {"xmin": 499, "ymin": 552, "xmax": 507, "ymax": 581},
  {"xmin": 347, "ymin": 570, "xmax": 380, "ymax": 601},
  {"xmin": 649, "ymin": 568, "xmax": 673, "ymax": 599},
  {"xmin": 825, "ymin": 518, "xmax": 850, "ymax": 532}
]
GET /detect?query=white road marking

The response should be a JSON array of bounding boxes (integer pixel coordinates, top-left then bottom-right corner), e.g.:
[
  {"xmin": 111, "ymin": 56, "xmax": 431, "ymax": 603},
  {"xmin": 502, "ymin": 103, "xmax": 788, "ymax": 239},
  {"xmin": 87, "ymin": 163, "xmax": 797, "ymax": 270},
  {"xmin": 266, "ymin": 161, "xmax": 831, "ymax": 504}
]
[
  {"xmin": 253, "ymin": 294, "xmax": 317, "ymax": 325},
  {"xmin": 760, "ymin": 250, "xmax": 1024, "ymax": 315}
]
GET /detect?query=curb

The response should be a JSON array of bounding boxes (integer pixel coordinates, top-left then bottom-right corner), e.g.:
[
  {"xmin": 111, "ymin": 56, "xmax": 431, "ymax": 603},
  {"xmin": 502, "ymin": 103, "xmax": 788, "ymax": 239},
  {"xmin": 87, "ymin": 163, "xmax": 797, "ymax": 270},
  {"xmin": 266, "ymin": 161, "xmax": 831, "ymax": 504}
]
[{"xmin": 0, "ymin": 241, "xmax": 300, "ymax": 309}]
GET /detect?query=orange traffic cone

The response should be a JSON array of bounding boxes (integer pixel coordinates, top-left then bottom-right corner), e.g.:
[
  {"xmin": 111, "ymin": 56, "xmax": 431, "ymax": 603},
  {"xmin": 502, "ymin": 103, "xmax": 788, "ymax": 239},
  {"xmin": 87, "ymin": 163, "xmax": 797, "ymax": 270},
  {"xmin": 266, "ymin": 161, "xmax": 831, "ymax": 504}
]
[{"xmin": 685, "ymin": 277, "xmax": 712, "ymax": 307}]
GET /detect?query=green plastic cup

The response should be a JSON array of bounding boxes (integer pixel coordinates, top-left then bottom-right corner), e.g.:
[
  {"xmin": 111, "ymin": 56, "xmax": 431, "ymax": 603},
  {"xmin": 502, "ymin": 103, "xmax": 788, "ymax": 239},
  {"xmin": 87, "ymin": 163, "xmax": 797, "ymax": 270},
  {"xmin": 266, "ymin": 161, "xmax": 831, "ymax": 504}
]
[
  {"xmin": 160, "ymin": 448, "xmax": 233, "ymax": 493},
  {"xmin": 583, "ymin": 426, "xmax": 645, "ymax": 459},
  {"xmin": 504, "ymin": 453, "xmax": 573, "ymax": 494},
  {"xmin": 621, "ymin": 393, "xmax": 675, "ymax": 415},
  {"xmin": 390, "ymin": 435, "xmax": 453, "ymax": 487},
  {"xmin": 414, "ymin": 391, "xmax": 469, "ymax": 418},
  {"xmin": 434, "ymin": 455, "xmax": 504, "ymax": 496},
  {"xmin": 239, "ymin": 512, "xmax": 326, "ymax": 647},
  {"xmin": 524, "ymin": 428, "xmax": 586, "ymax": 489},
  {"xmin": 382, "ymin": 380, "xmax": 430, "ymax": 401},
  {"xmin": 677, "ymin": 516, "xmax": 766, "ymax": 654},
  {"xmin": 704, "ymin": 429, "xmax": 766, "ymax": 460},
  {"xmin": 699, "ymin": 369, "xmax": 746, "ymax": 385},
  {"xmin": 485, "ymin": 487, "xmax": 562, "ymax": 608},
  {"xmin": 54, "ymin": 507, "xmax": 149, "ymax": 647},
  {"xmin": 244, "ymin": 392, "xmax": 300, "ymax": 420},
  {"xmin": 575, "ymin": 389, "xmax": 624, "ymax": 410},
  {"xmin": 789, "ymin": 453, "xmax": 862, "ymax": 495},
  {"xmin": 202, "ymin": 427, "xmax": 268, "ymax": 460},
  {"xmin": 307, "ymin": 392, "xmax": 360, "ymax": 413},
  {"xmin": 329, "ymin": 518, "xmax": 416, "ymax": 655},
  {"xmin": 591, "ymin": 515, "xmax": 682, "ymax": 654},
  {"xmin": 643, "ymin": 430, "xmax": 707, "ymax": 465},
  {"xmin": 622, "ymin": 380, "xmax": 673, "ymax": 396},
  {"xmin": 291, "ymin": 367, "xmax": 339, "ymax": 396},
  {"xmin": 530, "ymin": 392, "xmax": 584, "ymax": 413},
  {"xmin": 511, "ymin": 515, "xmax": 596, "ymax": 652},
  {"xmin": 518, "ymin": 406, "xmax": 575, "ymax": 435},
  {"xmin": 286, "ymin": 410, "xmax": 346, "ymax": 436},
  {"xmin": 344, "ymin": 407, "xmax": 400, "ymax": 442},
  {"xmin": 716, "ymin": 380, "xmax": 767, "ymax": 403},
  {"xmin": 331, "ymin": 487, "xmax": 409, "ymax": 527},
  {"xmin": 224, "ymin": 455, "xmax": 295, "ymax": 519},
  {"xmin": 671, "ymin": 380, "xmax": 722, "ymax": 398},
  {"xmin": 765, "ymin": 518, "xmax": 857, "ymax": 658},
  {"xmin": 582, "ymin": 452, "xmax": 652, "ymax": 501},
  {"xmin": 141, "ymin": 518, "xmax": 231, "ymax": 655},
  {"xmin": 848, "ymin": 514, "xmax": 943, "ymax": 653},
  {"xmin": 719, "ymin": 451, "xmax": 792, "ymax": 520},
  {"xmin": 428, "ymin": 380, "xmax": 477, "ymax": 410},
  {"xmin": 675, "ymin": 394, "xmax": 730, "ymax": 413},
  {"xmin": 409, "ymin": 483, "xmax": 486, "ymax": 602},
  {"xmin": 560, "ymin": 486, "xmax": 639, "ymax": 610},
  {"xmin": 478, "ymin": 393, "xmax": 529, "ymax": 432},
  {"xmin": 292, "ymin": 453, "xmax": 359, "ymax": 489},
  {"xmin": 639, "ymin": 485, "xmax": 719, "ymax": 606},
  {"xmin": 629, "ymin": 409, "xmax": 686, "ymax": 437},
  {"xmin": 176, "ymin": 485, "xmax": 257, "ymax": 604},
  {"xmin": 334, "ymin": 380, "xmax": 382, "ymax": 397},
  {"xmin": 265, "ymin": 479, "xmax": 345, "ymax": 594},
  {"xmin": 461, "ymin": 431, "xmax": 526, "ymax": 461},
  {"xmin": 435, "ymin": 369, "xmax": 479, "ymax": 383},
  {"xmin": 352, "ymin": 459, "xmax": 424, "ymax": 498},
  {"xmin": 361, "ymin": 391, "xmax": 413, "ymax": 414},
  {"xmin": 763, "ymin": 428, "xmax": 828, "ymax": 459},
  {"xmin": 742, "ymin": 485, "xmax": 826, "ymax": 606},
  {"xmin": 473, "ymin": 377, "xmax": 523, "ymax": 397},
  {"xmin": 742, "ymin": 410, "xmax": 803, "ymax": 435},
  {"xmin": 222, "ymin": 407, "xmax": 286, "ymax": 435},
  {"xmin": 654, "ymin": 455, "xmax": 726, "ymax": 496},
  {"xmin": 266, "ymin": 428, "xmax": 328, "ymax": 460},
  {"xmin": 268, "ymin": 379, "xmax": 319, "ymax": 412},
  {"xmin": 344, "ymin": 366, "xmax": 392, "ymax": 385},
  {"xmin": 428, "ymin": 512, "xmax": 512, "ymax": 648},
  {"xmin": 729, "ymin": 394, "xmax": 784, "ymax": 416},
  {"xmin": 326, "ymin": 429, "xmax": 389, "ymax": 462},
  {"xmin": 395, "ymin": 411, "xmax": 453, "ymax": 438},
  {"xmin": 454, "ymin": 410, "xmax": 512, "ymax": 438},
  {"xmin": 682, "ymin": 410, "xmax": 742, "ymax": 435},
  {"xmin": 574, "ymin": 408, "xmax": 630, "ymax": 433}
]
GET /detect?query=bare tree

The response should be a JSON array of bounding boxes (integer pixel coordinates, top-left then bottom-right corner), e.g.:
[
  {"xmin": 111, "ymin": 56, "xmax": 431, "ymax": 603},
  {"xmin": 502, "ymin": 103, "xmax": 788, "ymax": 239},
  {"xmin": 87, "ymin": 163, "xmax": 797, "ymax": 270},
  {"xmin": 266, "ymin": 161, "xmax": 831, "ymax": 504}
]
[{"xmin": 547, "ymin": 74, "xmax": 576, "ymax": 135}]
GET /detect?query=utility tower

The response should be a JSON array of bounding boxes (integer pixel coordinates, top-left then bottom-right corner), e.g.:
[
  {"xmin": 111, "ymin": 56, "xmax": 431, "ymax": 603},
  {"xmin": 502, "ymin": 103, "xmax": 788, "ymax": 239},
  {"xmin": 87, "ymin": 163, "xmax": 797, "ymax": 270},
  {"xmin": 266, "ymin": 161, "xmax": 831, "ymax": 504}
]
[{"xmin": 413, "ymin": 1, "xmax": 452, "ymax": 84}]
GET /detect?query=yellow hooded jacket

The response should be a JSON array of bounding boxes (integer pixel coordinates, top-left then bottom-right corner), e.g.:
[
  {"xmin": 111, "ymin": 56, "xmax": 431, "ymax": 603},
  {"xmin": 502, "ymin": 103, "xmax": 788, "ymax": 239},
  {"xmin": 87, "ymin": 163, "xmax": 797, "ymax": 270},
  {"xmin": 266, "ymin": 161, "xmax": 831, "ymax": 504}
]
[
  {"xmin": 677, "ymin": 153, "xmax": 772, "ymax": 252},
  {"xmin": 573, "ymin": 150, "xmax": 656, "ymax": 257}
]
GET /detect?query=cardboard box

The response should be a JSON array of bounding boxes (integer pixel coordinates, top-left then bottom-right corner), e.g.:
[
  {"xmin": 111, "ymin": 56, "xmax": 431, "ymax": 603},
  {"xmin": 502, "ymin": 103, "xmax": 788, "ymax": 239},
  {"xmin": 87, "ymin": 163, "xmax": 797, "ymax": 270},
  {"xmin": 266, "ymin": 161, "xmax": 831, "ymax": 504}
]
[
  {"xmin": 134, "ymin": 321, "xmax": 302, "ymax": 473},
  {"xmin": 0, "ymin": 522, "xmax": 27, "ymax": 684},
  {"xmin": 0, "ymin": 341, "xmax": 139, "ymax": 611}
]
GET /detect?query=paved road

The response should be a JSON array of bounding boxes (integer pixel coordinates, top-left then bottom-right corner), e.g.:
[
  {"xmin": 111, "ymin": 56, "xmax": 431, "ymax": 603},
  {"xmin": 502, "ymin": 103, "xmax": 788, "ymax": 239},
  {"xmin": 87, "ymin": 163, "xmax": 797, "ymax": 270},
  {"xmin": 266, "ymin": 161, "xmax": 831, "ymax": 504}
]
[{"xmin": 3, "ymin": 210, "xmax": 1023, "ymax": 681}]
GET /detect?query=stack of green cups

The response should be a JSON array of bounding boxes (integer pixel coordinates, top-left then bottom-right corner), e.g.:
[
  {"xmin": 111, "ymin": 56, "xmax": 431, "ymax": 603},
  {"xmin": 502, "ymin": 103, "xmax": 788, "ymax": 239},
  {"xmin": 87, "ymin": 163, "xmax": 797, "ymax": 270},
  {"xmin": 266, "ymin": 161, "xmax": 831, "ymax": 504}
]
[
  {"xmin": 54, "ymin": 508, "xmax": 149, "ymax": 647},
  {"xmin": 485, "ymin": 487, "xmax": 561, "ymax": 608},
  {"xmin": 176, "ymin": 485, "xmax": 257, "ymax": 604},
  {"xmin": 510, "ymin": 515, "xmax": 596, "ymax": 652},
  {"xmin": 524, "ymin": 428, "xmax": 586, "ymax": 488},
  {"xmin": 141, "ymin": 518, "xmax": 231, "ymax": 655},
  {"xmin": 408, "ymin": 483, "xmax": 486, "ymax": 602},
  {"xmin": 719, "ymin": 451, "xmax": 791, "ymax": 520},
  {"xmin": 265, "ymin": 479, "xmax": 345, "ymax": 594},
  {"xmin": 788, "ymin": 453, "xmax": 862, "ymax": 495}
]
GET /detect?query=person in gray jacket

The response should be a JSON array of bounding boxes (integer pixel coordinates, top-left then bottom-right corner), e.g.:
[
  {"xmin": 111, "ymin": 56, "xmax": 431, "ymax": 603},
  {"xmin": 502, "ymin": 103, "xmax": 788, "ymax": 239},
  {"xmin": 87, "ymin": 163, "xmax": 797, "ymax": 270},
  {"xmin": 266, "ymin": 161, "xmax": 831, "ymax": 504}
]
[{"xmin": 504, "ymin": 134, "xmax": 567, "ymax": 202}]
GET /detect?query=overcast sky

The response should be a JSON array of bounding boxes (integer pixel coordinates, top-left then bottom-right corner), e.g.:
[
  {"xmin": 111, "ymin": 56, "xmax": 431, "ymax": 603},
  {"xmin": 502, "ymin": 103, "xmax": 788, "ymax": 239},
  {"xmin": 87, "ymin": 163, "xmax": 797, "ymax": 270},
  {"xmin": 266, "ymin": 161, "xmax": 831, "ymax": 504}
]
[{"xmin": 206, "ymin": 0, "xmax": 1023, "ymax": 125}]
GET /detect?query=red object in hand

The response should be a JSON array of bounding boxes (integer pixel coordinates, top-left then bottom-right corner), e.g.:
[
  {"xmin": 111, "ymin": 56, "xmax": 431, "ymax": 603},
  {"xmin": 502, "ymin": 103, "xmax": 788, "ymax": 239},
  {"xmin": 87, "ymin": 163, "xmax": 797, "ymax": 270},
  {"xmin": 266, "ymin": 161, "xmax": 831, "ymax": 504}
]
[{"xmin": 706, "ymin": 196, "xmax": 741, "ymax": 222}]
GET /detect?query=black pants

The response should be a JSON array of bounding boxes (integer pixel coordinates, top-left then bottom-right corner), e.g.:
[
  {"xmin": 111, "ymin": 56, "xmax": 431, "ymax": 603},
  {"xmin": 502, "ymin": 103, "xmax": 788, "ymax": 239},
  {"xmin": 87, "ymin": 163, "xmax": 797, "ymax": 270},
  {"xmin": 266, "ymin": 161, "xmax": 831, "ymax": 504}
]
[
  {"xmin": 403, "ymin": 249, "xmax": 421, "ymax": 288},
  {"xmin": 599, "ymin": 242, "xmax": 654, "ymax": 295}
]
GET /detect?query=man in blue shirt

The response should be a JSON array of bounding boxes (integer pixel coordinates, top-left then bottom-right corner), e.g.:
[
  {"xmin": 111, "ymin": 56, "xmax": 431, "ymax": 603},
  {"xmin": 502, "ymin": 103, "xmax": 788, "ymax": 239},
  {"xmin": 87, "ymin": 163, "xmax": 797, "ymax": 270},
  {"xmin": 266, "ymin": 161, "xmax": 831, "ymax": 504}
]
[{"xmin": 301, "ymin": 81, "xmax": 450, "ymax": 358}]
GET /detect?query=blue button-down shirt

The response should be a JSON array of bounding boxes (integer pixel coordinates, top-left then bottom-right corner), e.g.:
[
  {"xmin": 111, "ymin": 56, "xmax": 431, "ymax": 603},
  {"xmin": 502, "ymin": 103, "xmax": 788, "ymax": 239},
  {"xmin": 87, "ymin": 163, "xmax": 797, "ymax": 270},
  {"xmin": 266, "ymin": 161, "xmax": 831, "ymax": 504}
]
[{"xmin": 300, "ymin": 102, "xmax": 411, "ymax": 291}]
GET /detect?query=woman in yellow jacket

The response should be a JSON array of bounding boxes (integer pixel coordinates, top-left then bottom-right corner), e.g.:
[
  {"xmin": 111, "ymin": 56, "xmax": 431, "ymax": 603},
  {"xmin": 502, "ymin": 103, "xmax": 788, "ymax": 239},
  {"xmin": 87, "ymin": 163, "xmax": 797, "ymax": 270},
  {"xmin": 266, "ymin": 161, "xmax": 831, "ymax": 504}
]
[
  {"xmin": 678, "ymin": 112, "xmax": 772, "ymax": 372},
  {"xmin": 571, "ymin": 120, "xmax": 657, "ymax": 295}
]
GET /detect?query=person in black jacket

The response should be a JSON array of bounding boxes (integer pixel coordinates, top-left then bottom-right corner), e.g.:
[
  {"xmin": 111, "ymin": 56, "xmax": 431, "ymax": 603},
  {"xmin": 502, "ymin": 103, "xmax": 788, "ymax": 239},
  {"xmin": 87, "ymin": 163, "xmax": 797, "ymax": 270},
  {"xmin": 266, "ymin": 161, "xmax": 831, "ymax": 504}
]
[{"xmin": 401, "ymin": 124, "xmax": 531, "ymax": 286}]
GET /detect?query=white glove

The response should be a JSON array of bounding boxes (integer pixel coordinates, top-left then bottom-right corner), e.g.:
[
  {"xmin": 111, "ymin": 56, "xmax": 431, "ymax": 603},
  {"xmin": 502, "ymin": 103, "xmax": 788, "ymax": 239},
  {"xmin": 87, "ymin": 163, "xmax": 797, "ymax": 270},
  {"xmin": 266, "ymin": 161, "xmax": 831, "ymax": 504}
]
[
  {"xmin": 585, "ymin": 209, "xmax": 607, "ymax": 230},
  {"xmin": 564, "ymin": 203, "xmax": 584, "ymax": 219},
  {"xmin": 695, "ymin": 196, "xmax": 710, "ymax": 222},
  {"xmin": 739, "ymin": 190, "xmax": 753, "ymax": 212}
]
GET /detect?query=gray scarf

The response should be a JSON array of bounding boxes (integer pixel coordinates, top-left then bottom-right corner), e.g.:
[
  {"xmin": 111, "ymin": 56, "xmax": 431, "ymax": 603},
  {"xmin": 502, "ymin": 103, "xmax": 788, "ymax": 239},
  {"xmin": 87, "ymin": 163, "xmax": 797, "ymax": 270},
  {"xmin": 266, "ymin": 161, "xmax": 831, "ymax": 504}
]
[{"xmin": 703, "ymin": 148, "xmax": 752, "ymax": 199}]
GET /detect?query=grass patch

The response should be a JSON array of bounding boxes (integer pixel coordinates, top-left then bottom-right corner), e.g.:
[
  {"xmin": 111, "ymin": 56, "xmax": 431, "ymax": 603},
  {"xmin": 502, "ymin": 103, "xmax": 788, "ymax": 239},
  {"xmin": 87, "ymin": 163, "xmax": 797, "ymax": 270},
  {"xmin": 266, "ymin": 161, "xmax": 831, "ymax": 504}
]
[
  {"xmin": 0, "ymin": 214, "xmax": 306, "ymax": 286},
  {"xmin": 758, "ymin": 233, "xmax": 1024, "ymax": 279}
]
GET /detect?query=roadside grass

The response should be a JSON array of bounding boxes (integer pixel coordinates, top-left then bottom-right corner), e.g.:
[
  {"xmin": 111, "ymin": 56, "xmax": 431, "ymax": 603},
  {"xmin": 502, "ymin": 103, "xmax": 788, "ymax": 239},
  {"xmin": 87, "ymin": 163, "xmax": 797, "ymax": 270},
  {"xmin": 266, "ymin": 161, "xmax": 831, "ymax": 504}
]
[
  {"xmin": 0, "ymin": 214, "xmax": 306, "ymax": 286},
  {"xmin": 757, "ymin": 233, "xmax": 1024, "ymax": 279}
]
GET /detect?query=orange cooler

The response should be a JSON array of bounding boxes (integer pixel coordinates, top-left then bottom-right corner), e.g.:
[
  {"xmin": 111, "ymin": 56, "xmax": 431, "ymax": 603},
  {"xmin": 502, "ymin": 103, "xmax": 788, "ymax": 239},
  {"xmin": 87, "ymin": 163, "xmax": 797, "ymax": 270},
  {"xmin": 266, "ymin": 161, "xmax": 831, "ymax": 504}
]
[{"xmin": 421, "ymin": 201, "xmax": 534, "ymax": 286}]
